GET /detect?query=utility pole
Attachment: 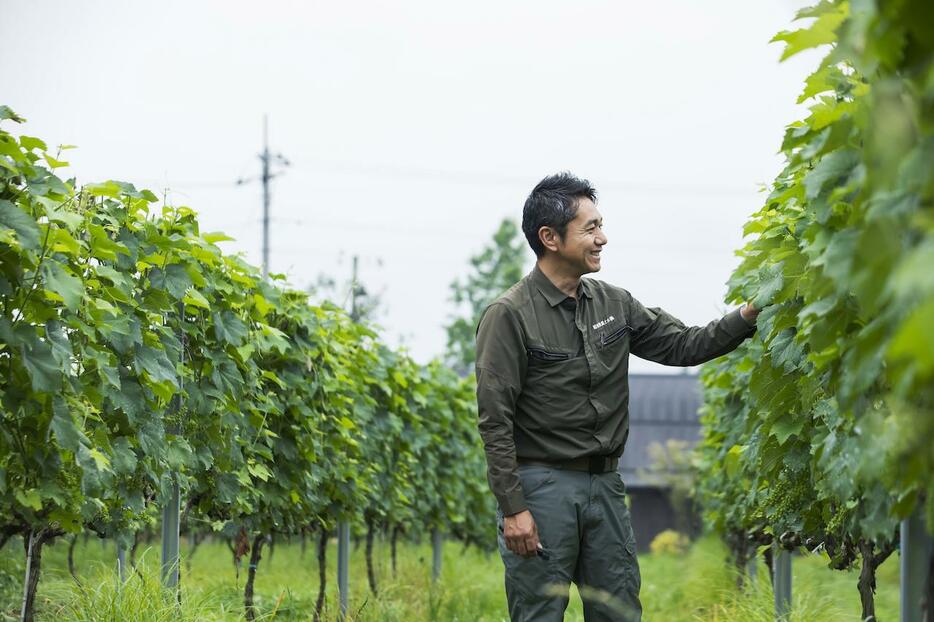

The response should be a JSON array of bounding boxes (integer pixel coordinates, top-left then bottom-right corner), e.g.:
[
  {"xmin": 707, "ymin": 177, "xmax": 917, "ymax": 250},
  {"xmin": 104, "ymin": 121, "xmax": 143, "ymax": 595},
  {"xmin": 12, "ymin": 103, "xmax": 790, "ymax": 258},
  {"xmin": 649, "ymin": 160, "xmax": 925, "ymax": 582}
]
[
  {"xmin": 337, "ymin": 254, "xmax": 360, "ymax": 622},
  {"xmin": 261, "ymin": 116, "xmax": 271, "ymax": 280},
  {"xmin": 350, "ymin": 255, "xmax": 360, "ymax": 322},
  {"xmin": 237, "ymin": 115, "xmax": 289, "ymax": 280}
]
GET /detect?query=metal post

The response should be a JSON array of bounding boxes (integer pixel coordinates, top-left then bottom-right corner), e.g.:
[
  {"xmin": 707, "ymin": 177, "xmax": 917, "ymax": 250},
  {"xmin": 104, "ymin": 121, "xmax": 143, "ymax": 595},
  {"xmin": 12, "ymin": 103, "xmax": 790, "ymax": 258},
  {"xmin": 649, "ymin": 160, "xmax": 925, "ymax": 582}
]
[
  {"xmin": 773, "ymin": 545, "xmax": 792, "ymax": 620},
  {"xmin": 20, "ymin": 530, "xmax": 35, "ymax": 622},
  {"xmin": 161, "ymin": 482, "xmax": 181, "ymax": 588},
  {"xmin": 117, "ymin": 545, "xmax": 127, "ymax": 583},
  {"xmin": 338, "ymin": 521, "xmax": 350, "ymax": 620},
  {"xmin": 431, "ymin": 528, "xmax": 442, "ymax": 582},
  {"xmin": 746, "ymin": 554, "xmax": 758, "ymax": 586},
  {"xmin": 901, "ymin": 505, "xmax": 933, "ymax": 622},
  {"xmin": 162, "ymin": 302, "xmax": 184, "ymax": 591}
]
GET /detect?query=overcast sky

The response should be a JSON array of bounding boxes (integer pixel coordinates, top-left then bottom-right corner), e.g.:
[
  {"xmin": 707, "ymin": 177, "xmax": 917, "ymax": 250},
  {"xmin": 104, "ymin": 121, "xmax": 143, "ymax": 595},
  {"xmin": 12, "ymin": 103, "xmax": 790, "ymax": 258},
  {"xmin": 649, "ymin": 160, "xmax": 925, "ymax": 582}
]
[{"xmin": 3, "ymin": 0, "xmax": 820, "ymax": 372}]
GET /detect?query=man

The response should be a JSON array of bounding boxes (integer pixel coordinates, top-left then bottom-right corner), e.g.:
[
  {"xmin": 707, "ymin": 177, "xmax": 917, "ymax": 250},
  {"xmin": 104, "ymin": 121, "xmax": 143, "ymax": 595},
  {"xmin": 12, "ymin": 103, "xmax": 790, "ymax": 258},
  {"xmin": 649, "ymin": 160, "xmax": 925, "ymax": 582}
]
[{"xmin": 475, "ymin": 172, "xmax": 759, "ymax": 622}]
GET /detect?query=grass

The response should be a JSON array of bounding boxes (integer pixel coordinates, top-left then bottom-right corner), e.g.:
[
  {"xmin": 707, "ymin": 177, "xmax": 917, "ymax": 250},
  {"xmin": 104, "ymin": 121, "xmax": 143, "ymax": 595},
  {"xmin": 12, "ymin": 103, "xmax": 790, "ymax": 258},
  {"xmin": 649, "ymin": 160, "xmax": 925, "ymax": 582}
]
[{"xmin": 0, "ymin": 533, "xmax": 899, "ymax": 621}]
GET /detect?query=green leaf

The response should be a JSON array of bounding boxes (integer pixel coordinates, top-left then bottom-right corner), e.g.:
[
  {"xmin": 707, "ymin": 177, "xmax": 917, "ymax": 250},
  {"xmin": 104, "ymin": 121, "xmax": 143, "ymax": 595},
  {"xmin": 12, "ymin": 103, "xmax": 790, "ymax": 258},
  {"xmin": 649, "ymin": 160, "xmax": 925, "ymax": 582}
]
[
  {"xmin": 0, "ymin": 105, "xmax": 26, "ymax": 123},
  {"xmin": 770, "ymin": 416, "xmax": 805, "ymax": 445},
  {"xmin": 46, "ymin": 320, "xmax": 73, "ymax": 367},
  {"xmin": 213, "ymin": 310, "xmax": 248, "ymax": 346},
  {"xmin": 798, "ymin": 64, "xmax": 835, "ymax": 103},
  {"xmin": 88, "ymin": 224, "xmax": 129, "ymax": 261},
  {"xmin": 15, "ymin": 490, "xmax": 42, "ymax": 511},
  {"xmin": 769, "ymin": 329, "xmax": 804, "ymax": 372},
  {"xmin": 203, "ymin": 231, "xmax": 235, "ymax": 244},
  {"xmin": 111, "ymin": 437, "xmax": 138, "ymax": 475},
  {"xmin": 107, "ymin": 378, "xmax": 145, "ymax": 423},
  {"xmin": 84, "ymin": 181, "xmax": 123, "ymax": 198},
  {"xmin": 183, "ymin": 288, "xmax": 210, "ymax": 309},
  {"xmin": 150, "ymin": 264, "xmax": 193, "ymax": 300},
  {"xmin": 49, "ymin": 228, "xmax": 82, "ymax": 255},
  {"xmin": 20, "ymin": 135, "xmax": 47, "ymax": 152},
  {"xmin": 21, "ymin": 338, "xmax": 62, "ymax": 392},
  {"xmin": 41, "ymin": 261, "xmax": 84, "ymax": 311},
  {"xmin": 888, "ymin": 300, "xmax": 934, "ymax": 377},
  {"xmin": 247, "ymin": 461, "xmax": 272, "ymax": 482},
  {"xmin": 166, "ymin": 439, "xmax": 193, "ymax": 469},
  {"xmin": 44, "ymin": 154, "xmax": 69, "ymax": 169},
  {"xmin": 799, "ymin": 297, "xmax": 836, "ymax": 321},
  {"xmin": 0, "ymin": 199, "xmax": 41, "ymax": 250},
  {"xmin": 770, "ymin": 5, "xmax": 847, "ymax": 61},
  {"xmin": 51, "ymin": 396, "xmax": 86, "ymax": 452},
  {"xmin": 134, "ymin": 345, "xmax": 178, "ymax": 387},
  {"xmin": 90, "ymin": 298, "xmax": 119, "ymax": 317},
  {"xmin": 81, "ymin": 446, "xmax": 112, "ymax": 472},
  {"xmin": 261, "ymin": 370, "xmax": 286, "ymax": 389},
  {"xmin": 753, "ymin": 263, "xmax": 784, "ymax": 308},
  {"xmin": 804, "ymin": 149, "xmax": 859, "ymax": 201},
  {"xmin": 724, "ymin": 444, "xmax": 745, "ymax": 477}
]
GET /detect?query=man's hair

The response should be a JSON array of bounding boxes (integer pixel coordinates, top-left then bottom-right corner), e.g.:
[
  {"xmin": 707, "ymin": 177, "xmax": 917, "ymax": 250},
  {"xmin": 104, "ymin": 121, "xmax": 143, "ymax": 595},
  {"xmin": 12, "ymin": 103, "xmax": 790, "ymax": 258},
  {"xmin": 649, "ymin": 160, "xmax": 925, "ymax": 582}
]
[{"xmin": 521, "ymin": 172, "xmax": 598, "ymax": 257}]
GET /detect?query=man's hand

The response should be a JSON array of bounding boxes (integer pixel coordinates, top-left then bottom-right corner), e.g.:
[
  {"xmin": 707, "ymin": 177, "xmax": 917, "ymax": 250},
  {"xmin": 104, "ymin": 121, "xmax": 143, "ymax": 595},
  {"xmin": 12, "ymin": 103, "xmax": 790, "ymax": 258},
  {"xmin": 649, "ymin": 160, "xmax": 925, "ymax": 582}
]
[
  {"xmin": 503, "ymin": 509, "xmax": 541, "ymax": 558},
  {"xmin": 740, "ymin": 302, "xmax": 761, "ymax": 324}
]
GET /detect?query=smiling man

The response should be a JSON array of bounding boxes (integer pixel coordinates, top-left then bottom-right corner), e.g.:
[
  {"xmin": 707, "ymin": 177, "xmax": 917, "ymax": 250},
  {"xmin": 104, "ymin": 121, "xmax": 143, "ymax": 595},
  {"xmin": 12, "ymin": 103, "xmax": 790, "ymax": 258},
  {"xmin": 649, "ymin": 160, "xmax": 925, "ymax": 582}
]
[{"xmin": 475, "ymin": 172, "xmax": 759, "ymax": 622}]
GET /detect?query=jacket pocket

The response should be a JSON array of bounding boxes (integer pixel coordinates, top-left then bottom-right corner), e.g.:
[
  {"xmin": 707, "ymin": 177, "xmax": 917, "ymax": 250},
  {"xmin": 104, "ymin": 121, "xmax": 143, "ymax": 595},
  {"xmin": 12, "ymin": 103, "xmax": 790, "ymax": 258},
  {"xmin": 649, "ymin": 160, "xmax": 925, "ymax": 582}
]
[
  {"xmin": 527, "ymin": 347, "xmax": 571, "ymax": 362},
  {"xmin": 600, "ymin": 325, "xmax": 631, "ymax": 348}
]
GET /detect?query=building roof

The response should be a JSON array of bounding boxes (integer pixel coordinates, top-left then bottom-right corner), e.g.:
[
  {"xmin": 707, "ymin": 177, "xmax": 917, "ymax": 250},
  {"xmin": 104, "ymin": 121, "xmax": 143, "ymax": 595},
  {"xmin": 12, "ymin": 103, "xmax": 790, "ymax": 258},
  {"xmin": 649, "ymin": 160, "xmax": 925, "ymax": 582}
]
[{"xmin": 619, "ymin": 373, "xmax": 702, "ymax": 488}]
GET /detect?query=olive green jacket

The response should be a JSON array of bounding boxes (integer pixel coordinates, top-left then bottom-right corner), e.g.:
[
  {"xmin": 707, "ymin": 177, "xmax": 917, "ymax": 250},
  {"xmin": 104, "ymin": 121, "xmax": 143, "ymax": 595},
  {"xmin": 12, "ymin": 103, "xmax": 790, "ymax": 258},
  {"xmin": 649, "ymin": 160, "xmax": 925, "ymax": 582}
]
[{"xmin": 475, "ymin": 264, "xmax": 756, "ymax": 516}]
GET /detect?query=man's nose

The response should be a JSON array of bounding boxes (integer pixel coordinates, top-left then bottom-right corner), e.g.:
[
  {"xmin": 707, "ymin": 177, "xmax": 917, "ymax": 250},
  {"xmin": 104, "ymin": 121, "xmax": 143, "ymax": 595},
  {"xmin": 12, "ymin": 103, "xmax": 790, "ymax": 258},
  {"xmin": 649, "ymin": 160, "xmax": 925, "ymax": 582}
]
[{"xmin": 596, "ymin": 230, "xmax": 608, "ymax": 246}]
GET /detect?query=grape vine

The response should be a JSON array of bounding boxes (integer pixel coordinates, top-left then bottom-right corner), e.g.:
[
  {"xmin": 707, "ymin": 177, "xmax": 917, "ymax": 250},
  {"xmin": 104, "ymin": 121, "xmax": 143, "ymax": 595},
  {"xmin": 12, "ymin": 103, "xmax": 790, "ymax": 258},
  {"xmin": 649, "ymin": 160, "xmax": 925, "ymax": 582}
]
[
  {"xmin": 695, "ymin": 1, "xmax": 932, "ymax": 617},
  {"xmin": 0, "ymin": 105, "xmax": 495, "ymax": 620}
]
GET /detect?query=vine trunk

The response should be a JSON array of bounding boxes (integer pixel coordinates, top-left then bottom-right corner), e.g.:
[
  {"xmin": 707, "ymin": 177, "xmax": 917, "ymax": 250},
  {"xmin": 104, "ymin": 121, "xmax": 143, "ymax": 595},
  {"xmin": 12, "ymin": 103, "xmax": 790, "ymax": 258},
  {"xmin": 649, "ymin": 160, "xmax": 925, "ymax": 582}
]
[
  {"xmin": 244, "ymin": 534, "xmax": 265, "ymax": 622},
  {"xmin": 366, "ymin": 518, "xmax": 378, "ymax": 595},
  {"xmin": 314, "ymin": 528, "xmax": 328, "ymax": 622}
]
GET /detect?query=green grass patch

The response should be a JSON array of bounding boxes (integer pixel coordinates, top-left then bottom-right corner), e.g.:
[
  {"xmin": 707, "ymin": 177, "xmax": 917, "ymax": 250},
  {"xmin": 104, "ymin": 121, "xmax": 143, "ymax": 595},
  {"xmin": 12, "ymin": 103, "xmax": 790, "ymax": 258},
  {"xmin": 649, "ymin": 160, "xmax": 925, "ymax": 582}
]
[{"xmin": 0, "ymin": 534, "xmax": 899, "ymax": 621}]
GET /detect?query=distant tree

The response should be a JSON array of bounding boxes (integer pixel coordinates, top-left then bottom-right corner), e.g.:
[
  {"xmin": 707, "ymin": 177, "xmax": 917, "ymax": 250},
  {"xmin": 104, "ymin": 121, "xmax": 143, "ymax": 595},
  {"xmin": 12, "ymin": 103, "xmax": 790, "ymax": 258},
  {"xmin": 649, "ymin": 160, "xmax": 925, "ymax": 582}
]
[{"xmin": 444, "ymin": 218, "xmax": 528, "ymax": 376}]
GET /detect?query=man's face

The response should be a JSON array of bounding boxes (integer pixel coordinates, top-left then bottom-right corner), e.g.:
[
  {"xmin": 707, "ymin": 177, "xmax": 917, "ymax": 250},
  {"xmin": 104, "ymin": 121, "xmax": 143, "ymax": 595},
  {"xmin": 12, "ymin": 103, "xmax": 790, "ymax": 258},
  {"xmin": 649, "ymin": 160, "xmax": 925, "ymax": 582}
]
[{"xmin": 553, "ymin": 198, "xmax": 607, "ymax": 276}]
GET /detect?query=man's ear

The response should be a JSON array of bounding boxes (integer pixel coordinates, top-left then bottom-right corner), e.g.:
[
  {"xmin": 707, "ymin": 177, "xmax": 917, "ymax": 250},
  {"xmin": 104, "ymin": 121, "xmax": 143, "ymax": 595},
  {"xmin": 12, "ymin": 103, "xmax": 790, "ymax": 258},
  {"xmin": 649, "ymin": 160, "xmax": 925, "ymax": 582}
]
[{"xmin": 538, "ymin": 226, "xmax": 560, "ymax": 253}]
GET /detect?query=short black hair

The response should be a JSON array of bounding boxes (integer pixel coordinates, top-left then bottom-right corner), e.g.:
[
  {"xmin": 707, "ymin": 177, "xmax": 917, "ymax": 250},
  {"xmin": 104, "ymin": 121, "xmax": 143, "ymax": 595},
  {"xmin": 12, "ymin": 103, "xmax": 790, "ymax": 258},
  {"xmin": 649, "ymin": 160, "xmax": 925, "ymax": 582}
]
[{"xmin": 521, "ymin": 172, "xmax": 598, "ymax": 257}]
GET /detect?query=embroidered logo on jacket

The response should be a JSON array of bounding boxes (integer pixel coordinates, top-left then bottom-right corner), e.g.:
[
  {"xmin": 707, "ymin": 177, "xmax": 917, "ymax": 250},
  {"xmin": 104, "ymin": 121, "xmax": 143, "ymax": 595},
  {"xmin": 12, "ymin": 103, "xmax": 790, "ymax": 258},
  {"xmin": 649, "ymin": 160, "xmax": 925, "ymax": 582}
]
[{"xmin": 592, "ymin": 316, "xmax": 616, "ymax": 330}]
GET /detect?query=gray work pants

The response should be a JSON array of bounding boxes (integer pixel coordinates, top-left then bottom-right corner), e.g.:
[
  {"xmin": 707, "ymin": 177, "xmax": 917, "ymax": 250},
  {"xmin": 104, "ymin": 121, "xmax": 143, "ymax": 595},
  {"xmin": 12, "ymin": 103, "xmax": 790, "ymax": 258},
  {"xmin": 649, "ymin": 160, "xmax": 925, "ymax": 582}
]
[{"xmin": 496, "ymin": 465, "xmax": 642, "ymax": 622}]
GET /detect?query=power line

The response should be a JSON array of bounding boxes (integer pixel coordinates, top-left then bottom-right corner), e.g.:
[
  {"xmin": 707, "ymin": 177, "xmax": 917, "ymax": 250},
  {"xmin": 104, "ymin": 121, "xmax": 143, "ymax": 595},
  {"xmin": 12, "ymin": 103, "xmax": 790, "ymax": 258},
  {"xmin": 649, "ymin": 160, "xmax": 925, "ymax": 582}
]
[
  {"xmin": 131, "ymin": 161, "xmax": 763, "ymax": 201},
  {"xmin": 297, "ymin": 156, "xmax": 760, "ymax": 196}
]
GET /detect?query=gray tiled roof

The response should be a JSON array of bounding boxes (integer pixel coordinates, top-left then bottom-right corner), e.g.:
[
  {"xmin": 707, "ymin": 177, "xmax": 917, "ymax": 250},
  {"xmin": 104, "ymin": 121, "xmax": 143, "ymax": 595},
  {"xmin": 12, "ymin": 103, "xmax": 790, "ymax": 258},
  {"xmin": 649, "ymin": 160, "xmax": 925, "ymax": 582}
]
[{"xmin": 619, "ymin": 373, "xmax": 702, "ymax": 487}]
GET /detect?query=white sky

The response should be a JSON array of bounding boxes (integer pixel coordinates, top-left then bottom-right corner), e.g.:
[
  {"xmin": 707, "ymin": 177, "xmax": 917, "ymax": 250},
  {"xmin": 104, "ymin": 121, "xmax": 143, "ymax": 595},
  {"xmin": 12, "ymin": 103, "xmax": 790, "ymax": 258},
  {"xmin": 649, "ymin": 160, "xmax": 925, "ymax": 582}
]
[{"xmin": 2, "ymin": 0, "xmax": 820, "ymax": 372}]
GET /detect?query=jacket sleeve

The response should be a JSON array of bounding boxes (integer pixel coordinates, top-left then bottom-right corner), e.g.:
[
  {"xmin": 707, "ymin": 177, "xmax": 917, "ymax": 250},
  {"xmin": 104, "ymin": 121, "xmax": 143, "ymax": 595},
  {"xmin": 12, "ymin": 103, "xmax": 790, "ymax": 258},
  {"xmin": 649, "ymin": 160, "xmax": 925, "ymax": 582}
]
[
  {"xmin": 627, "ymin": 294, "xmax": 756, "ymax": 366},
  {"xmin": 475, "ymin": 302, "xmax": 528, "ymax": 516}
]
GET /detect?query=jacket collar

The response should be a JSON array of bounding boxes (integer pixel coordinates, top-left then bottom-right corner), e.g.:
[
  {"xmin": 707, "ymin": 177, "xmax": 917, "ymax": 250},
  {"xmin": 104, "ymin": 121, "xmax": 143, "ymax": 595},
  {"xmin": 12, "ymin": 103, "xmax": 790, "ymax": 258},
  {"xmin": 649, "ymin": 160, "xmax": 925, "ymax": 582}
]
[{"xmin": 531, "ymin": 263, "xmax": 593, "ymax": 307}]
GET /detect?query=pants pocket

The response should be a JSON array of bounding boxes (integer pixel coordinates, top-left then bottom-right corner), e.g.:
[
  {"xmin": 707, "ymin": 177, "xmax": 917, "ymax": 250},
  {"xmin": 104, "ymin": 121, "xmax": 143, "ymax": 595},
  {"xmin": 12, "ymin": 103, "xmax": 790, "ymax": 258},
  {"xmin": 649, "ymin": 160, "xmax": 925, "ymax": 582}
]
[{"xmin": 518, "ymin": 465, "xmax": 555, "ymax": 498}]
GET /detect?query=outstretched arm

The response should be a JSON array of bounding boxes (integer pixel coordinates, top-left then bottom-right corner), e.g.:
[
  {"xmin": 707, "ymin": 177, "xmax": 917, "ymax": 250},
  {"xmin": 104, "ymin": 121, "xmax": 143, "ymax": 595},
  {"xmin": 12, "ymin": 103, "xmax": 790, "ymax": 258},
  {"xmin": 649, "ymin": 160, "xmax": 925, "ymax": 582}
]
[{"xmin": 628, "ymin": 294, "xmax": 758, "ymax": 367}]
